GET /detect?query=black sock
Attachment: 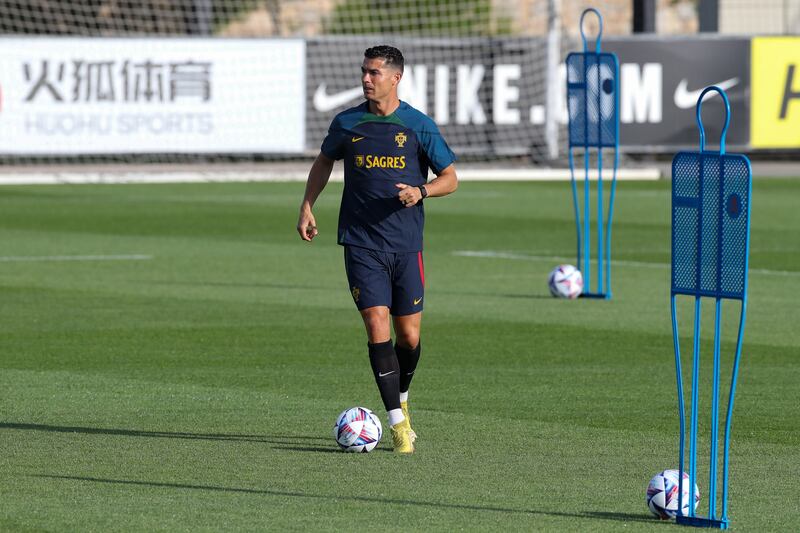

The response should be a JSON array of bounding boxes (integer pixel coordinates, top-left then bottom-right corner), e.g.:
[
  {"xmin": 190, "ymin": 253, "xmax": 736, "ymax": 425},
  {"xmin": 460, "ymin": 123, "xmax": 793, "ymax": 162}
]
[
  {"xmin": 395, "ymin": 341, "xmax": 421, "ymax": 394},
  {"xmin": 367, "ymin": 340, "xmax": 400, "ymax": 412}
]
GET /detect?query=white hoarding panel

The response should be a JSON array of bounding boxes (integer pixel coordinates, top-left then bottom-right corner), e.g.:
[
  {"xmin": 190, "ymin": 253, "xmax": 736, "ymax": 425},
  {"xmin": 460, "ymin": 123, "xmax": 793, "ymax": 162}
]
[{"xmin": 0, "ymin": 38, "xmax": 305, "ymax": 154}]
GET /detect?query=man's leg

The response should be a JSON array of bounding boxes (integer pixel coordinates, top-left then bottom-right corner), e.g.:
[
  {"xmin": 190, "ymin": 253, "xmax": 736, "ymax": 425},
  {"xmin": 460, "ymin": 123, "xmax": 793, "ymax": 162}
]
[
  {"xmin": 393, "ymin": 312, "xmax": 422, "ymax": 396},
  {"xmin": 360, "ymin": 306, "xmax": 403, "ymax": 425},
  {"xmin": 359, "ymin": 306, "xmax": 413, "ymax": 453},
  {"xmin": 390, "ymin": 250, "xmax": 425, "ymax": 440},
  {"xmin": 393, "ymin": 312, "xmax": 421, "ymax": 441}
]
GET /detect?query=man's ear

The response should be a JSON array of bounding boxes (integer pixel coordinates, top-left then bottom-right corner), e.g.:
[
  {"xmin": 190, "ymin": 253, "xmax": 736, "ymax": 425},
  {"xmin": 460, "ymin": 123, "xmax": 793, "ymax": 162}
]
[{"xmin": 393, "ymin": 70, "xmax": 403, "ymax": 87}]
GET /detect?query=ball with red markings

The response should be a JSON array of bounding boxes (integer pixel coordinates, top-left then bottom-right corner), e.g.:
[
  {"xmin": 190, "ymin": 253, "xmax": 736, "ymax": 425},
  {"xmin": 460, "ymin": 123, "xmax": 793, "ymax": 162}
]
[
  {"xmin": 333, "ymin": 407, "xmax": 382, "ymax": 452},
  {"xmin": 547, "ymin": 264, "xmax": 584, "ymax": 299},
  {"xmin": 646, "ymin": 469, "xmax": 700, "ymax": 519}
]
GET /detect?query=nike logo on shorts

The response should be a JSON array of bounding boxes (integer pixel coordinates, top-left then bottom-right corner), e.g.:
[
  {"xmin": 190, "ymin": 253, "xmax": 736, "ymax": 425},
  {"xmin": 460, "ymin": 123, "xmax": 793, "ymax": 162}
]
[{"xmin": 413, "ymin": 297, "xmax": 423, "ymax": 305}]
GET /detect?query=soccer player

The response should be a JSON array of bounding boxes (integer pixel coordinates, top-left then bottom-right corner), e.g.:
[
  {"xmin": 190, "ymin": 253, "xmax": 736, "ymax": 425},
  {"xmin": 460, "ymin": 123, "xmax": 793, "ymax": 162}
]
[{"xmin": 297, "ymin": 45, "xmax": 458, "ymax": 453}]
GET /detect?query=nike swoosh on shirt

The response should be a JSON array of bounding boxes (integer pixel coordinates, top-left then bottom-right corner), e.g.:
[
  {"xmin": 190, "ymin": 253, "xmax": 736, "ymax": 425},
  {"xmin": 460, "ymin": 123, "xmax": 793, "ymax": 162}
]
[
  {"xmin": 313, "ymin": 84, "xmax": 363, "ymax": 112},
  {"xmin": 673, "ymin": 78, "xmax": 739, "ymax": 109},
  {"xmin": 351, "ymin": 136, "xmax": 365, "ymax": 143}
]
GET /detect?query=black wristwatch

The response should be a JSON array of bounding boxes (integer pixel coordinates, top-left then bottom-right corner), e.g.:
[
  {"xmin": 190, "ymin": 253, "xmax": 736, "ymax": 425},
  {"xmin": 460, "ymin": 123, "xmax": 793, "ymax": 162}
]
[{"xmin": 418, "ymin": 185, "xmax": 428, "ymax": 199}]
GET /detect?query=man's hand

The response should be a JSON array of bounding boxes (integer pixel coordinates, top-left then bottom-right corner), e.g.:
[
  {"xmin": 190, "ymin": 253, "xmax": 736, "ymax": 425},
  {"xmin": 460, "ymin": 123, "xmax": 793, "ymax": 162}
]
[
  {"xmin": 297, "ymin": 209, "xmax": 319, "ymax": 241},
  {"xmin": 395, "ymin": 183, "xmax": 422, "ymax": 208},
  {"xmin": 296, "ymin": 152, "xmax": 334, "ymax": 242}
]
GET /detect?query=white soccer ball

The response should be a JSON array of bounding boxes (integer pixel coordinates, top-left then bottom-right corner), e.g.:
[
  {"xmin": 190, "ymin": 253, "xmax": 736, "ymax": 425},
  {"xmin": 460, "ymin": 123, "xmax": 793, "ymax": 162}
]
[
  {"xmin": 333, "ymin": 406, "xmax": 382, "ymax": 452},
  {"xmin": 547, "ymin": 264, "xmax": 583, "ymax": 299},
  {"xmin": 646, "ymin": 469, "xmax": 700, "ymax": 519}
]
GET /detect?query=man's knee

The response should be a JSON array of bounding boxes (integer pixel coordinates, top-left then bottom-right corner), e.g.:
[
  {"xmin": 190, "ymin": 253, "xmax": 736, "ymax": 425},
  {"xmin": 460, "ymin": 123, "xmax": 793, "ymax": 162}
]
[
  {"xmin": 395, "ymin": 329, "xmax": 419, "ymax": 350},
  {"xmin": 362, "ymin": 306, "xmax": 389, "ymax": 325},
  {"xmin": 361, "ymin": 306, "xmax": 391, "ymax": 341}
]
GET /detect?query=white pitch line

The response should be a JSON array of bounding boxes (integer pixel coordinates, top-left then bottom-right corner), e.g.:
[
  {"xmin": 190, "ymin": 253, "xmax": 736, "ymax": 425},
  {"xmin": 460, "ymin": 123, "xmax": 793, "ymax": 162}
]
[
  {"xmin": 452, "ymin": 250, "xmax": 800, "ymax": 278},
  {"xmin": 0, "ymin": 254, "xmax": 153, "ymax": 263},
  {"xmin": 453, "ymin": 250, "xmax": 668, "ymax": 269},
  {"xmin": 749, "ymin": 267, "xmax": 800, "ymax": 278},
  {"xmin": 454, "ymin": 250, "xmax": 570, "ymax": 263},
  {"xmin": 0, "ymin": 167, "xmax": 661, "ymax": 185}
]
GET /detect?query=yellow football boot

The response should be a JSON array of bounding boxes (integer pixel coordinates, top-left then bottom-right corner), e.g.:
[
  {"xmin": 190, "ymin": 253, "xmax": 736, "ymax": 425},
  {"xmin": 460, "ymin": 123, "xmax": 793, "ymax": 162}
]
[
  {"xmin": 390, "ymin": 419, "xmax": 415, "ymax": 454},
  {"xmin": 400, "ymin": 401, "xmax": 417, "ymax": 442}
]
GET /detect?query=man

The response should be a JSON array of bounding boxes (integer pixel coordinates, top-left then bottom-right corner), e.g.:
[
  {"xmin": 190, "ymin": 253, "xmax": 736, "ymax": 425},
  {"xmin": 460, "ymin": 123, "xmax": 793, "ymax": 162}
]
[{"xmin": 297, "ymin": 45, "xmax": 458, "ymax": 453}]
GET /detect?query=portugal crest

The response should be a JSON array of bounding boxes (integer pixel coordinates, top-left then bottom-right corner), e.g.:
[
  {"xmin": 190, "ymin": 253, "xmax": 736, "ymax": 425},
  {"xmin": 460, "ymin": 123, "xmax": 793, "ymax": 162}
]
[{"xmin": 395, "ymin": 132, "xmax": 407, "ymax": 148}]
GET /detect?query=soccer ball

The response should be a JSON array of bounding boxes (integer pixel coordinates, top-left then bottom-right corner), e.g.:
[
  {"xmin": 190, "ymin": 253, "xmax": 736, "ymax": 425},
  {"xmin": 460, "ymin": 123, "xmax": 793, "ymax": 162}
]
[
  {"xmin": 333, "ymin": 406, "xmax": 382, "ymax": 452},
  {"xmin": 547, "ymin": 264, "xmax": 583, "ymax": 299},
  {"xmin": 646, "ymin": 469, "xmax": 700, "ymax": 519}
]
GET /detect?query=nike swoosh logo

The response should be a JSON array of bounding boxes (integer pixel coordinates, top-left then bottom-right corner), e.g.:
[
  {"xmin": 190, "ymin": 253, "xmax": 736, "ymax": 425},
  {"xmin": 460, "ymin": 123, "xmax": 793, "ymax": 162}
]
[
  {"xmin": 313, "ymin": 84, "xmax": 363, "ymax": 112},
  {"xmin": 378, "ymin": 371, "xmax": 396, "ymax": 377},
  {"xmin": 413, "ymin": 297, "xmax": 423, "ymax": 305},
  {"xmin": 674, "ymin": 78, "xmax": 739, "ymax": 109},
  {"xmin": 351, "ymin": 136, "xmax": 365, "ymax": 143}
]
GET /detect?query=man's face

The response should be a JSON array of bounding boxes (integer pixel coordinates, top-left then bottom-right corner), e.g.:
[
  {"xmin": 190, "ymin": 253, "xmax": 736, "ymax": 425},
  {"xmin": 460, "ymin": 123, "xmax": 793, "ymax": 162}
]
[{"xmin": 361, "ymin": 57, "xmax": 401, "ymax": 102}]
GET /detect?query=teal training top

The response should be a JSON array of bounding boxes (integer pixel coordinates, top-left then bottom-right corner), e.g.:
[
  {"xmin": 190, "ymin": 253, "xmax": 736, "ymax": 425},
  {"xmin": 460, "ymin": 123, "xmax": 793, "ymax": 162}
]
[{"xmin": 321, "ymin": 100, "xmax": 456, "ymax": 252}]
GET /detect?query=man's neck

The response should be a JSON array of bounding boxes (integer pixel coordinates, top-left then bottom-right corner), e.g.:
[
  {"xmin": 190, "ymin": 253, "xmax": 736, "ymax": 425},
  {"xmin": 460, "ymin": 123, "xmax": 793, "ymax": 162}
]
[{"xmin": 368, "ymin": 97, "xmax": 400, "ymax": 117}]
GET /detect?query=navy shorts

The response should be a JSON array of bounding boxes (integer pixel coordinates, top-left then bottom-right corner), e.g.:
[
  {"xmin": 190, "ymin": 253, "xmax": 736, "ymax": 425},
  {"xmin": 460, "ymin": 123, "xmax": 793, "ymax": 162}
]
[{"xmin": 343, "ymin": 245, "xmax": 425, "ymax": 316}]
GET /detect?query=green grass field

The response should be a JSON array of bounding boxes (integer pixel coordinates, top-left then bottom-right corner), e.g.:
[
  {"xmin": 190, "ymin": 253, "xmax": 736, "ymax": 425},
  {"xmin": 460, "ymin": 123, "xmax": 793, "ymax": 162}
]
[{"xmin": 1, "ymin": 178, "xmax": 798, "ymax": 531}]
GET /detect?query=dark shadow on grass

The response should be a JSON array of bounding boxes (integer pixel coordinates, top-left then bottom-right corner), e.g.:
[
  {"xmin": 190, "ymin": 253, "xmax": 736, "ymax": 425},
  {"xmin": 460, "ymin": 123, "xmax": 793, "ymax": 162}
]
[
  {"xmin": 4, "ymin": 422, "xmax": 403, "ymax": 456},
  {"xmin": 272, "ymin": 445, "xmax": 393, "ymax": 454},
  {"xmin": 499, "ymin": 293, "xmax": 554, "ymax": 300},
  {"xmin": 270, "ymin": 445, "xmax": 342, "ymax": 454},
  {"xmin": 32, "ymin": 474, "xmax": 657, "ymax": 524},
  {"xmin": 583, "ymin": 511, "xmax": 666, "ymax": 524},
  {"xmin": 0, "ymin": 422, "xmax": 329, "ymax": 445}
]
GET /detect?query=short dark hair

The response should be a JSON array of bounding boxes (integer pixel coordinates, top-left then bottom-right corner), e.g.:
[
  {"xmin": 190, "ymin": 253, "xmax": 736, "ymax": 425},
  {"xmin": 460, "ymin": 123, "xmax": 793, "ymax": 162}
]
[{"xmin": 364, "ymin": 45, "xmax": 404, "ymax": 73}]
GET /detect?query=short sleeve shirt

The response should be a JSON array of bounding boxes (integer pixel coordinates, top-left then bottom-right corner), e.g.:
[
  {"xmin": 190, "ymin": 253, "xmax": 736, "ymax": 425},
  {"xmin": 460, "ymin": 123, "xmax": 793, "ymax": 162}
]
[{"xmin": 321, "ymin": 101, "xmax": 456, "ymax": 253}]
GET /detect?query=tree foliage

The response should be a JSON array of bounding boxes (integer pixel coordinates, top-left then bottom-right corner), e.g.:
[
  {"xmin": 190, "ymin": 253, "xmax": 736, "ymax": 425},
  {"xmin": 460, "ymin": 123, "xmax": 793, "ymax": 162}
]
[{"xmin": 323, "ymin": 0, "xmax": 504, "ymax": 36}]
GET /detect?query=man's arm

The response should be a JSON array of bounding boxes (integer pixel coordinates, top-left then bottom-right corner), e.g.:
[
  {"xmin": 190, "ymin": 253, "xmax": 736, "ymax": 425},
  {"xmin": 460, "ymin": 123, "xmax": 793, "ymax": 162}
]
[
  {"xmin": 395, "ymin": 163, "xmax": 458, "ymax": 207},
  {"xmin": 422, "ymin": 163, "xmax": 458, "ymax": 197},
  {"xmin": 297, "ymin": 152, "xmax": 335, "ymax": 241}
]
